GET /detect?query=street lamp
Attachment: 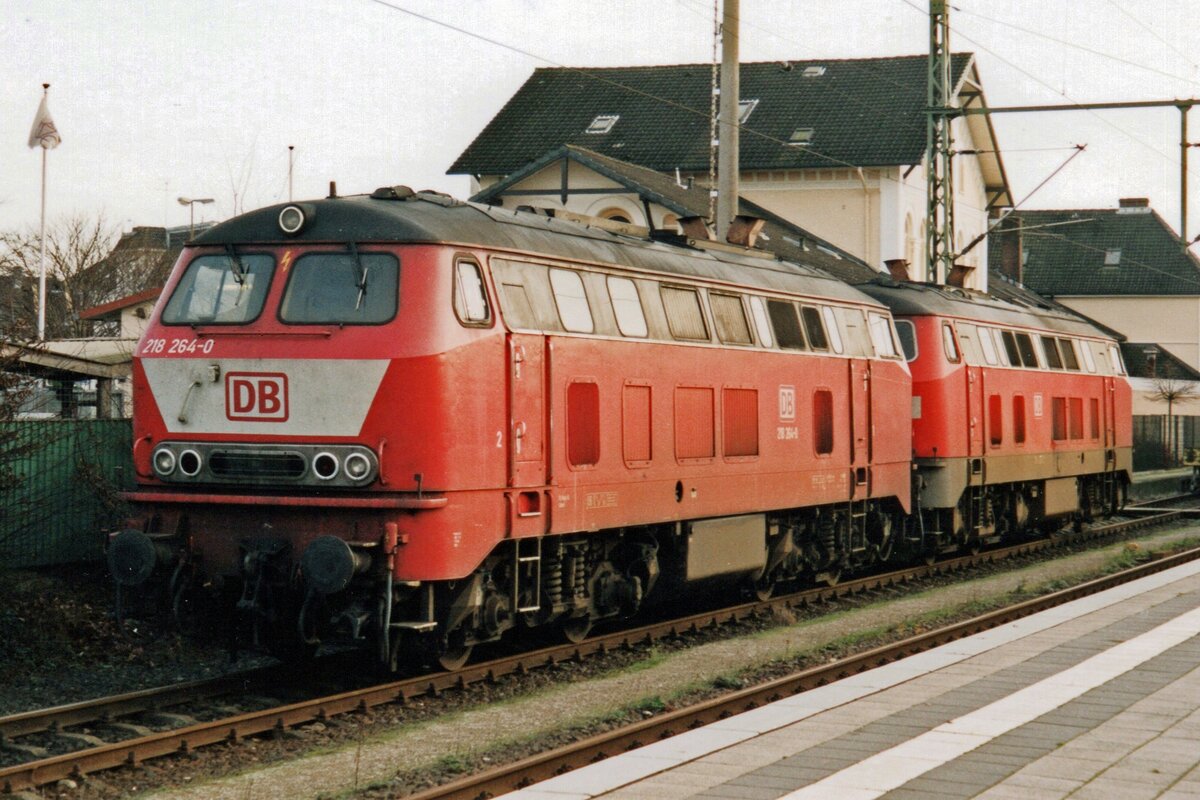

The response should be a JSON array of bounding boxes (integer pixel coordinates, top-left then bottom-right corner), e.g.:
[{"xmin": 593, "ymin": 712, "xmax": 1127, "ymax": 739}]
[{"xmin": 177, "ymin": 196, "xmax": 214, "ymax": 238}]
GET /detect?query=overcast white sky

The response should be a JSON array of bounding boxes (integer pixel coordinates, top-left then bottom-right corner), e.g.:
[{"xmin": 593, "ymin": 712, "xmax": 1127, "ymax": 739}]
[{"xmin": 4, "ymin": 1, "xmax": 1200, "ymax": 241}]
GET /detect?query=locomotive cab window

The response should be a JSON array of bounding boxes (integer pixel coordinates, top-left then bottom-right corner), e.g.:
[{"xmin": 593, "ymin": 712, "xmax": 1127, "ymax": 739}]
[
  {"xmin": 868, "ymin": 312, "xmax": 899, "ymax": 358},
  {"xmin": 977, "ymin": 325, "xmax": 999, "ymax": 365},
  {"xmin": 1108, "ymin": 344, "xmax": 1126, "ymax": 375},
  {"xmin": 749, "ymin": 296, "xmax": 774, "ymax": 348},
  {"xmin": 1000, "ymin": 330, "xmax": 1021, "ymax": 366},
  {"xmin": 767, "ymin": 300, "xmax": 806, "ymax": 350},
  {"xmin": 549, "ymin": 269, "xmax": 594, "ymax": 333},
  {"xmin": 1040, "ymin": 336, "xmax": 1063, "ymax": 369},
  {"xmin": 942, "ymin": 323, "xmax": 960, "ymax": 363},
  {"xmin": 1014, "ymin": 332, "xmax": 1039, "ymax": 368},
  {"xmin": 801, "ymin": 306, "xmax": 829, "ymax": 351},
  {"xmin": 280, "ymin": 251, "xmax": 398, "ymax": 324},
  {"xmin": 607, "ymin": 276, "xmax": 648, "ymax": 337},
  {"xmin": 710, "ymin": 292, "xmax": 753, "ymax": 345},
  {"xmin": 1080, "ymin": 340, "xmax": 1097, "ymax": 372},
  {"xmin": 893, "ymin": 319, "xmax": 917, "ymax": 361},
  {"xmin": 453, "ymin": 258, "xmax": 490, "ymax": 325},
  {"xmin": 1058, "ymin": 338, "xmax": 1080, "ymax": 370},
  {"xmin": 163, "ymin": 252, "xmax": 275, "ymax": 325},
  {"xmin": 661, "ymin": 286, "xmax": 709, "ymax": 341},
  {"xmin": 993, "ymin": 329, "xmax": 1012, "ymax": 366},
  {"xmin": 821, "ymin": 306, "xmax": 844, "ymax": 353}
]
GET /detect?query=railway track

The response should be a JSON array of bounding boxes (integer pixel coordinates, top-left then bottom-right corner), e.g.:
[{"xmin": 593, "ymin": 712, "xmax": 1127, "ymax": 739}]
[
  {"xmin": 411, "ymin": 538, "xmax": 1200, "ymax": 800},
  {"xmin": 0, "ymin": 507, "xmax": 1187, "ymax": 795}
]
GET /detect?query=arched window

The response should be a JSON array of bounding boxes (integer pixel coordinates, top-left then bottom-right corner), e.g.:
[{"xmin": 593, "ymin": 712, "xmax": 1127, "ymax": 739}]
[{"xmin": 597, "ymin": 207, "xmax": 632, "ymax": 224}]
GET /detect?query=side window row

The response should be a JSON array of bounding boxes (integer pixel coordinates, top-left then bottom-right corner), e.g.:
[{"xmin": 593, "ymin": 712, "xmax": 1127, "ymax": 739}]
[
  {"xmin": 489, "ymin": 258, "xmax": 899, "ymax": 359},
  {"xmin": 951, "ymin": 321, "xmax": 1124, "ymax": 376}
]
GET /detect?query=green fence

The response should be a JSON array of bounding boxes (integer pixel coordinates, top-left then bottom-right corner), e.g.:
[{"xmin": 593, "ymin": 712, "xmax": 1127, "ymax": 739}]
[
  {"xmin": 0, "ymin": 420, "xmax": 134, "ymax": 568},
  {"xmin": 1134, "ymin": 415, "xmax": 1200, "ymax": 471}
]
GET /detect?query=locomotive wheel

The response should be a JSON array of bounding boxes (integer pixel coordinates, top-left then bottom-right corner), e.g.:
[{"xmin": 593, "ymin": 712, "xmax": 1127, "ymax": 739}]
[
  {"xmin": 752, "ymin": 575, "xmax": 775, "ymax": 602},
  {"xmin": 561, "ymin": 615, "xmax": 592, "ymax": 644}
]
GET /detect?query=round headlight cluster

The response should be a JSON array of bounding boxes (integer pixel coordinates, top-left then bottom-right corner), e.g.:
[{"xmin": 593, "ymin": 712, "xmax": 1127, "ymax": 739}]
[
  {"xmin": 312, "ymin": 452, "xmax": 340, "ymax": 481},
  {"xmin": 152, "ymin": 448, "xmax": 176, "ymax": 477},
  {"xmin": 344, "ymin": 452, "xmax": 371, "ymax": 481},
  {"xmin": 178, "ymin": 449, "xmax": 203, "ymax": 477},
  {"xmin": 278, "ymin": 204, "xmax": 311, "ymax": 236}
]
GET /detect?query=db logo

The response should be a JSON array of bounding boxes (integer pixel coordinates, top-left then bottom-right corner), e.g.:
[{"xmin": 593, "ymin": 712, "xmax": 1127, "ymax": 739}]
[{"xmin": 225, "ymin": 372, "xmax": 289, "ymax": 422}]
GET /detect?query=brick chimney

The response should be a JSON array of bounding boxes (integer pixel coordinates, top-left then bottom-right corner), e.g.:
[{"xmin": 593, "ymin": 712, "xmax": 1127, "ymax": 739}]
[
  {"xmin": 997, "ymin": 215, "xmax": 1023, "ymax": 283},
  {"xmin": 1118, "ymin": 197, "xmax": 1151, "ymax": 214},
  {"xmin": 884, "ymin": 259, "xmax": 910, "ymax": 282}
]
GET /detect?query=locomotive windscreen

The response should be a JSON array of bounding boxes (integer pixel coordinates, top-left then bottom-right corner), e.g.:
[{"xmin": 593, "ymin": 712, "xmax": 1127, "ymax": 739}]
[
  {"xmin": 279, "ymin": 252, "xmax": 399, "ymax": 324},
  {"xmin": 162, "ymin": 253, "xmax": 275, "ymax": 325}
]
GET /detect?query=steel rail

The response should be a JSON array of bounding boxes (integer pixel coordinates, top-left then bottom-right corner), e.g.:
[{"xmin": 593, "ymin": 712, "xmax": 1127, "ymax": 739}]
[
  {"xmin": 409, "ymin": 543, "xmax": 1200, "ymax": 800},
  {"xmin": 0, "ymin": 509, "xmax": 1183, "ymax": 793}
]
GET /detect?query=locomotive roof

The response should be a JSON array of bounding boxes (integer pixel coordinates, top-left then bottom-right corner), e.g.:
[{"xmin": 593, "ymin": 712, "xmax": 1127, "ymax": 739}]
[
  {"xmin": 192, "ymin": 190, "xmax": 883, "ymax": 308},
  {"xmin": 856, "ymin": 279, "xmax": 1117, "ymax": 340}
]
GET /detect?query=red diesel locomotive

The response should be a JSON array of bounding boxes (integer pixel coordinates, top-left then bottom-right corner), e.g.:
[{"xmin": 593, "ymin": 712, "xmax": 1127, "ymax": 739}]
[
  {"xmin": 107, "ymin": 188, "xmax": 915, "ymax": 668},
  {"xmin": 859, "ymin": 282, "xmax": 1133, "ymax": 552}
]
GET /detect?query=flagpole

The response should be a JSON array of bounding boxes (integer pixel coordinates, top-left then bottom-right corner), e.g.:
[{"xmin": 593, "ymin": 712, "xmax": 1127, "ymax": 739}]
[{"xmin": 37, "ymin": 83, "xmax": 49, "ymax": 341}]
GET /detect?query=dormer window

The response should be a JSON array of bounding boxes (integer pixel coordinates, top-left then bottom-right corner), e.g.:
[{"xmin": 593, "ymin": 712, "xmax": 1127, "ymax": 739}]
[
  {"xmin": 1104, "ymin": 248, "xmax": 1121, "ymax": 266},
  {"xmin": 787, "ymin": 127, "xmax": 814, "ymax": 146},
  {"xmin": 802, "ymin": 66, "xmax": 827, "ymax": 77},
  {"xmin": 738, "ymin": 99, "xmax": 759, "ymax": 124},
  {"xmin": 586, "ymin": 114, "xmax": 619, "ymax": 134}
]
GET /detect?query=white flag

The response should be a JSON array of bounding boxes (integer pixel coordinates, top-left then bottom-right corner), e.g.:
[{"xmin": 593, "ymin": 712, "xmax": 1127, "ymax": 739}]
[{"xmin": 28, "ymin": 94, "xmax": 61, "ymax": 150}]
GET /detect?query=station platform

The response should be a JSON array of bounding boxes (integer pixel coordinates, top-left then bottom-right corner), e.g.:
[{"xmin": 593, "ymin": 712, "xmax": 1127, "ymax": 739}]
[{"xmin": 505, "ymin": 557, "xmax": 1200, "ymax": 800}]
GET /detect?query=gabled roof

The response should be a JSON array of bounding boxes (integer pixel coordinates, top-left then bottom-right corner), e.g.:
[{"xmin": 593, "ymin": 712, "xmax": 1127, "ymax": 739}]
[
  {"xmin": 472, "ymin": 144, "xmax": 881, "ymax": 283},
  {"xmin": 451, "ymin": 54, "xmax": 994, "ymax": 179},
  {"xmin": 1120, "ymin": 343, "xmax": 1200, "ymax": 381},
  {"xmin": 79, "ymin": 287, "xmax": 162, "ymax": 321},
  {"xmin": 989, "ymin": 207, "xmax": 1200, "ymax": 296}
]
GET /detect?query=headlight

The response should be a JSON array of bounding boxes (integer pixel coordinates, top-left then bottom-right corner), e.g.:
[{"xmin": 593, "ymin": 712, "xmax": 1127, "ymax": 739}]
[
  {"xmin": 178, "ymin": 449, "xmax": 203, "ymax": 477},
  {"xmin": 344, "ymin": 452, "xmax": 371, "ymax": 481},
  {"xmin": 153, "ymin": 448, "xmax": 177, "ymax": 476},
  {"xmin": 278, "ymin": 204, "xmax": 311, "ymax": 235},
  {"xmin": 312, "ymin": 452, "xmax": 340, "ymax": 480}
]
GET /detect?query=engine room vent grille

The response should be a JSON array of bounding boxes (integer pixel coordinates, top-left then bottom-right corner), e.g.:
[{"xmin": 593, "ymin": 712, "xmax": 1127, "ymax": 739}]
[{"xmin": 209, "ymin": 451, "xmax": 307, "ymax": 480}]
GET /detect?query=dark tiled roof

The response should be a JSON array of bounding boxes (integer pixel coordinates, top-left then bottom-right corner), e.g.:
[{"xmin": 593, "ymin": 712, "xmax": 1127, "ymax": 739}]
[
  {"xmin": 473, "ymin": 145, "xmax": 882, "ymax": 284},
  {"xmin": 1120, "ymin": 343, "xmax": 1200, "ymax": 381},
  {"xmin": 985, "ymin": 269, "xmax": 1125, "ymax": 339},
  {"xmin": 450, "ymin": 54, "xmax": 974, "ymax": 177},
  {"xmin": 988, "ymin": 208, "xmax": 1200, "ymax": 296}
]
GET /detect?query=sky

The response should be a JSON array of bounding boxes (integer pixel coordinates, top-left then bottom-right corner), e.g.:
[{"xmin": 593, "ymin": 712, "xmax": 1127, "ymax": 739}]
[{"xmin": 4, "ymin": 0, "xmax": 1200, "ymax": 242}]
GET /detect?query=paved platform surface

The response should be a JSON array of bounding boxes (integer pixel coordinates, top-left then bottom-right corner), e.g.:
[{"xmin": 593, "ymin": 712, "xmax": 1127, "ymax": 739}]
[{"xmin": 504, "ymin": 558, "xmax": 1200, "ymax": 800}]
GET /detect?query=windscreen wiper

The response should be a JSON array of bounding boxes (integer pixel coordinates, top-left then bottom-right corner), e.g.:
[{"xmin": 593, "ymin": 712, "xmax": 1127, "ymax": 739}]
[
  {"xmin": 225, "ymin": 243, "xmax": 246, "ymax": 285},
  {"xmin": 351, "ymin": 242, "xmax": 369, "ymax": 310}
]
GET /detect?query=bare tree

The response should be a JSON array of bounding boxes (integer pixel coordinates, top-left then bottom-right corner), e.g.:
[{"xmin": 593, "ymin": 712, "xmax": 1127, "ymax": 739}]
[
  {"xmin": 1149, "ymin": 376, "xmax": 1198, "ymax": 466},
  {"xmin": 0, "ymin": 212, "xmax": 121, "ymax": 338}
]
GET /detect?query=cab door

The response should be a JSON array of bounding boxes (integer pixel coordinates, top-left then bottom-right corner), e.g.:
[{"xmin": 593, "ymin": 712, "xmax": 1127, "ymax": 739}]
[
  {"xmin": 849, "ymin": 358, "xmax": 871, "ymax": 491},
  {"xmin": 507, "ymin": 333, "xmax": 546, "ymax": 488}
]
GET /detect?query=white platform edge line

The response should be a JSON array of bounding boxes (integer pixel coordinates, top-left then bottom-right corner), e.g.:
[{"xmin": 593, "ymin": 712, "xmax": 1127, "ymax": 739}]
[
  {"xmin": 779, "ymin": 599, "xmax": 1200, "ymax": 799},
  {"xmin": 497, "ymin": 557, "xmax": 1200, "ymax": 799}
]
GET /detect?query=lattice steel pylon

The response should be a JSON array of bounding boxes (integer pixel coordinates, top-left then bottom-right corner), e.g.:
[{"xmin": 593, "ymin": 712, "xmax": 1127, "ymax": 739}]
[{"xmin": 925, "ymin": 0, "xmax": 955, "ymax": 284}]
